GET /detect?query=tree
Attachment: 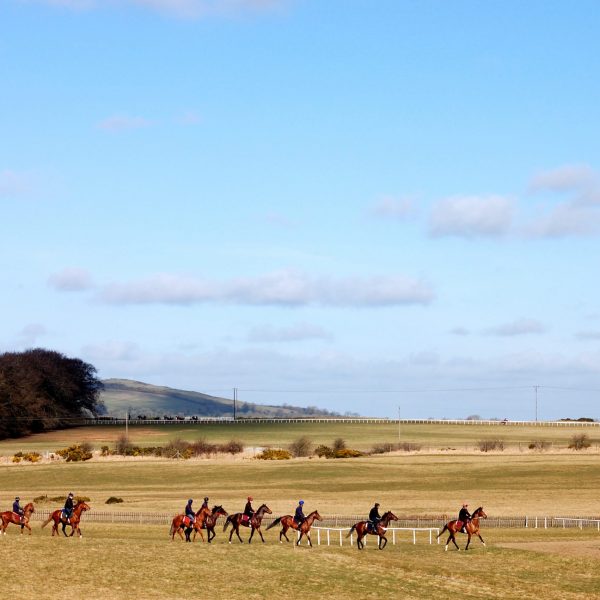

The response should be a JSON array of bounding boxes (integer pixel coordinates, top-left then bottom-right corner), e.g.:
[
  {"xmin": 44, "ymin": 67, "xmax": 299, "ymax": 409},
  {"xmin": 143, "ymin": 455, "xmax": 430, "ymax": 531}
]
[{"xmin": 0, "ymin": 348, "xmax": 104, "ymax": 439}]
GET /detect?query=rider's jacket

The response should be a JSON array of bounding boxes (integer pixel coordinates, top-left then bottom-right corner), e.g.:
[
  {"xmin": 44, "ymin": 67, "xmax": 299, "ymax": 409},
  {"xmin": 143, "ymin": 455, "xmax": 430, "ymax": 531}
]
[
  {"xmin": 13, "ymin": 501, "xmax": 22, "ymax": 514},
  {"xmin": 64, "ymin": 496, "xmax": 74, "ymax": 514},
  {"xmin": 244, "ymin": 502, "xmax": 254, "ymax": 517},
  {"xmin": 294, "ymin": 505, "xmax": 305, "ymax": 522},
  {"xmin": 458, "ymin": 508, "xmax": 471, "ymax": 522},
  {"xmin": 185, "ymin": 503, "xmax": 195, "ymax": 518},
  {"xmin": 369, "ymin": 506, "xmax": 381, "ymax": 522}
]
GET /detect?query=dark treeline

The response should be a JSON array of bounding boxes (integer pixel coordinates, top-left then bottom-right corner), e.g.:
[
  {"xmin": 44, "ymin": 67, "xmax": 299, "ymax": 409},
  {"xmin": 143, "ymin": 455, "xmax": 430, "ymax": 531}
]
[{"xmin": 0, "ymin": 348, "xmax": 104, "ymax": 440}]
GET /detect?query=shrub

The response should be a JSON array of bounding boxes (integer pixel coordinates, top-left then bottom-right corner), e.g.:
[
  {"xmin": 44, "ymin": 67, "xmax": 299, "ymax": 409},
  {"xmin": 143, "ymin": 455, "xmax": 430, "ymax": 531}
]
[
  {"xmin": 115, "ymin": 435, "xmax": 134, "ymax": 455},
  {"xmin": 256, "ymin": 448, "xmax": 291, "ymax": 460},
  {"xmin": 12, "ymin": 454, "xmax": 22, "ymax": 463},
  {"xmin": 400, "ymin": 442, "xmax": 421, "ymax": 452},
  {"xmin": 333, "ymin": 448, "xmax": 363, "ymax": 458},
  {"xmin": 371, "ymin": 442, "xmax": 395, "ymax": 454},
  {"xmin": 56, "ymin": 444, "xmax": 93, "ymax": 462},
  {"xmin": 332, "ymin": 438, "xmax": 346, "ymax": 452},
  {"xmin": 105, "ymin": 496, "xmax": 124, "ymax": 504},
  {"xmin": 528, "ymin": 440, "xmax": 550, "ymax": 451},
  {"xmin": 100, "ymin": 445, "xmax": 111, "ymax": 456},
  {"xmin": 190, "ymin": 438, "xmax": 216, "ymax": 457},
  {"xmin": 569, "ymin": 434, "xmax": 591, "ymax": 450},
  {"xmin": 162, "ymin": 439, "xmax": 192, "ymax": 459},
  {"xmin": 314, "ymin": 445, "xmax": 333, "ymax": 458},
  {"xmin": 218, "ymin": 440, "xmax": 245, "ymax": 455},
  {"xmin": 289, "ymin": 436, "xmax": 313, "ymax": 457},
  {"xmin": 477, "ymin": 439, "xmax": 505, "ymax": 452}
]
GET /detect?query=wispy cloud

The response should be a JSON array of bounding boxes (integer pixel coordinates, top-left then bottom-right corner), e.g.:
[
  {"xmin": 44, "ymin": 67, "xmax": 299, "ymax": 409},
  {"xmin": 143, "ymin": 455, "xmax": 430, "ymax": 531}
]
[
  {"xmin": 48, "ymin": 267, "xmax": 94, "ymax": 291},
  {"xmin": 485, "ymin": 318, "xmax": 546, "ymax": 337},
  {"xmin": 24, "ymin": 0, "xmax": 287, "ymax": 18},
  {"xmin": 429, "ymin": 195, "xmax": 514, "ymax": 238},
  {"xmin": 82, "ymin": 340, "xmax": 141, "ymax": 361},
  {"xmin": 97, "ymin": 114, "xmax": 152, "ymax": 132},
  {"xmin": 529, "ymin": 164, "xmax": 598, "ymax": 199},
  {"xmin": 96, "ymin": 269, "xmax": 435, "ymax": 307},
  {"xmin": 248, "ymin": 322, "xmax": 333, "ymax": 343},
  {"xmin": 18, "ymin": 323, "xmax": 47, "ymax": 346},
  {"xmin": 575, "ymin": 330, "xmax": 600, "ymax": 341},
  {"xmin": 371, "ymin": 195, "xmax": 414, "ymax": 220},
  {"xmin": 450, "ymin": 326, "xmax": 470, "ymax": 336}
]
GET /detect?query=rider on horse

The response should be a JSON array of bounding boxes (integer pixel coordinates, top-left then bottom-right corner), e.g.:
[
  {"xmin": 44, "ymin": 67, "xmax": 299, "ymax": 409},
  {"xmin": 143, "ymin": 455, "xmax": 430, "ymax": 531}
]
[
  {"xmin": 185, "ymin": 499, "xmax": 195, "ymax": 526},
  {"xmin": 62, "ymin": 493, "xmax": 74, "ymax": 523},
  {"xmin": 201, "ymin": 497, "xmax": 209, "ymax": 511},
  {"xmin": 368, "ymin": 502, "xmax": 381, "ymax": 533},
  {"xmin": 244, "ymin": 497, "xmax": 254, "ymax": 524},
  {"xmin": 458, "ymin": 503, "xmax": 471, "ymax": 533},
  {"xmin": 294, "ymin": 500, "xmax": 305, "ymax": 527},
  {"xmin": 12, "ymin": 497, "xmax": 24, "ymax": 523}
]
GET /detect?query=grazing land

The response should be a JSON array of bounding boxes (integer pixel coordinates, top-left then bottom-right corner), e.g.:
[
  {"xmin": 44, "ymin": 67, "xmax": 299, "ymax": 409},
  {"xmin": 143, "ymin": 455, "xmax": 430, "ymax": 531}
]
[
  {"xmin": 2, "ymin": 422, "xmax": 600, "ymax": 599},
  {"xmin": 1, "ymin": 421, "xmax": 599, "ymax": 455}
]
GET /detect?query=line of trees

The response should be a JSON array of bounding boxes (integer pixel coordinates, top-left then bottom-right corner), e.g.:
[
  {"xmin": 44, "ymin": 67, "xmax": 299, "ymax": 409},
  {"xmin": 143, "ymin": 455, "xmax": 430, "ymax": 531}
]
[{"xmin": 0, "ymin": 348, "xmax": 105, "ymax": 440}]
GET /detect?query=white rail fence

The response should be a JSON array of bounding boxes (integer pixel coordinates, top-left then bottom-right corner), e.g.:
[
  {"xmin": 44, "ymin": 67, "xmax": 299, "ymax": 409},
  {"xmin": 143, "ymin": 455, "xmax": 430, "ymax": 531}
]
[{"xmin": 303, "ymin": 526, "xmax": 441, "ymax": 547}]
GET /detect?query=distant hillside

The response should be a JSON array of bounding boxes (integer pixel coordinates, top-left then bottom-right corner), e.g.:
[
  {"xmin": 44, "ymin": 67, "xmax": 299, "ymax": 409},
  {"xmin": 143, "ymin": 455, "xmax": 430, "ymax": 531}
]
[{"xmin": 101, "ymin": 379, "xmax": 340, "ymax": 418}]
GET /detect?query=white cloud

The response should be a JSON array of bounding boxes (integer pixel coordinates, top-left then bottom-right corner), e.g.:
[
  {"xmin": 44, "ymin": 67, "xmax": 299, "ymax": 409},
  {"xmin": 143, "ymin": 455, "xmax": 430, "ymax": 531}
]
[
  {"xmin": 97, "ymin": 269, "xmax": 435, "ymax": 307},
  {"xmin": 97, "ymin": 115, "xmax": 152, "ymax": 132},
  {"xmin": 575, "ymin": 331, "xmax": 600, "ymax": 341},
  {"xmin": 82, "ymin": 340, "xmax": 141, "ymax": 361},
  {"xmin": 429, "ymin": 195, "xmax": 514, "ymax": 238},
  {"xmin": 18, "ymin": 323, "xmax": 47, "ymax": 346},
  {"xmin": 48, "ymin": 267, "xmax": 94, "ymax": 291},
  {"xmin": 24, "ymin": 0, "xmax": 286, "ymax": 18},
  {"xmin": 485, "ymin": 318, "xmax": 546, "ymax": 337},
  {"xmin": 529, "ymin": 164, "xmax": 596, "ymax": 193},
  {"xmin": 248, "ymin": 322, "xmax": 333, "ymax": 343},
  {"xmin": 371, "ymin": 196, "xmax": 414, "ymax": 220},
  {"xmin": 525, "ymin": 203, "xmax": 600, "ymax": 238}
]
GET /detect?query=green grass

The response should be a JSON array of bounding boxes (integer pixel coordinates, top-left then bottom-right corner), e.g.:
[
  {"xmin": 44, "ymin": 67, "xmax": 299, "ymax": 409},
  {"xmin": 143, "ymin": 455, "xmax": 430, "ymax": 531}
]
[
  {"xmin": 1, "ymin": 421, "xmax": 599, "ymax": 455},
  {"xmin": 2, "ymin": 524, "xmax": 599, "ymax": 599}
]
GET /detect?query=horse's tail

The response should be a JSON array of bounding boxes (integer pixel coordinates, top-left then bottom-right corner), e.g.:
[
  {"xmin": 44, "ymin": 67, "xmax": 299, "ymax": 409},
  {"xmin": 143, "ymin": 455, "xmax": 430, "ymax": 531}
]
[
  {"xmin": 436, "ymin": 524, "xmax": 448, "ymax": 538},
  {"xmin": 346, "ymin": 524, "xmax": 357, "ymax": 538},
  {"xmin": 41, "ymin": 515, "xmax": 53, "ymax": 529},
  {"xmin": 266, "ymin": 517, "xmax": 282, "ymax": 531},
  {"xmin": 223, "ymin": 516, "xmax": 231, "ymax": 532}
]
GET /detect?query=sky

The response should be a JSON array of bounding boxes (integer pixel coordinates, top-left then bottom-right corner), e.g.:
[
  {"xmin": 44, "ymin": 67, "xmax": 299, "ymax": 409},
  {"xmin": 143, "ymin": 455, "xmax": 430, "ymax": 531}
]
[{"xmin": 2, "ymin": 0, "xmax": 600, "ymax": 419}]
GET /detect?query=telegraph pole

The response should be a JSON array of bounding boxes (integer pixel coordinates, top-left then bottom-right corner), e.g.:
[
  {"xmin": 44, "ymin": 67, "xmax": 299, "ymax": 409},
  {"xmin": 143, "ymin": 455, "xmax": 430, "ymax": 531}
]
[
  {"xmin": 233, "ymin": 387, "xmax": 237, "ymax": 421},
  {"xmin": 125, "ymin": 409, "xmax": 129, "ymax": 441},
  {"xmin": 534, "ymin": 385, "xmax": 539, "ymax": 422},
  {"xmin": 398, "ymin": 406, "xmax": 401, "ymax": 442}
]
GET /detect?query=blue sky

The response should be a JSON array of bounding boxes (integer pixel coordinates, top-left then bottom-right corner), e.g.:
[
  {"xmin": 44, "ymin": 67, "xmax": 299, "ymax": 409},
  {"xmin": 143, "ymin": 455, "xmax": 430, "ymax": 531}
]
[{"xmin": 2, "ymin": 0, "xmax": 600, "ymax": 418}]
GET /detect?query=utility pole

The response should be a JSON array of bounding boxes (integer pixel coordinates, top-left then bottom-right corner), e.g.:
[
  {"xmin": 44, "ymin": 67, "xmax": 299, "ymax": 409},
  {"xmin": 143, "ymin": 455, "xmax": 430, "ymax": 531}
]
[
  {"xmin": 398, "ymin": 406, "xmax": 401, "ymax": 443},
  {"xmin": 125, "ymin": 409, "xmax": 129, "ymax": 441},
  {"xmin": 534, "ymin": 385, "xmax": 539, "ymax": 422},
  {"xmin": 233, "ymin": 387, "xmax": 237, "ymax": 421}
]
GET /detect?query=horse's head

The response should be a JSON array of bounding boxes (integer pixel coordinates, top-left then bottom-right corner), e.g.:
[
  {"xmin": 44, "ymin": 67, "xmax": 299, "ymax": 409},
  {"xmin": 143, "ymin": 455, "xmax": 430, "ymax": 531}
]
[
  {"xmin": 309, "ymin": 510, "xmax": 322, "ymax": 521},
  {"xmin": 197, "ymin": 505, "xmax": 211, "ymax": 518},
  {"xmin": 213, "ymin": 505, "xmax": 228, "ymax": 517},
  {"xmin": 258, "ymin": 504, "xmax": 272, "ymax": 515},
  {"xmin": 382, "ymin": 511, "xmax": 399, "ymax": 522},
  {"xmin": 76, "ymin": 501, "xmax": 91, "ymax": 512},
  {"xmin": 24, "ymin": 502, "xmax": 35, "ymax": 514},
  {"xmin": 472, "ymin": 507, "xmax": 487, "ymax": 519}
]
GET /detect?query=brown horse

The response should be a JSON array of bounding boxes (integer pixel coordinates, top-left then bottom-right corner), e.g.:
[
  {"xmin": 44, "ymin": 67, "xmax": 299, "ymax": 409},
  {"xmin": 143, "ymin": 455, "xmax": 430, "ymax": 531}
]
[
  {"xmin": 346, "ymin": 511, "xmax": 399, "ymax": 550},
  {"xmin": 169, "ymin": 505, "xmax": 211, "ymax": 542},
  {"xmin": 223, "ymin": 503, "xmax": 272, "ymax": 544},
  {"xmin": 266, "ymin": 510, "xmax": 322, "ymax": 546},
  {"xmin": 41, "ymin": 501, "xmax": 90, "ymax": 537},
  {"xmin": 437, "ymin": 506, "xmax": 487, "ymax": 551},
  {"xmin": 1, "ymin": 502, "xmax": 35, "ymax": 535},
  {"xmin": 202, "ymin": 505, "xmax": 228, "ymax": 543}
]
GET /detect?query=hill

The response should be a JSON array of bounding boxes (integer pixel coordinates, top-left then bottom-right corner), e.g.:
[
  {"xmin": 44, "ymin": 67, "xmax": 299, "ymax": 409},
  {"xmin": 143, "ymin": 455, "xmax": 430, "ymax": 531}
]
[{"xmin": 100, "ymin": 379, "xmax": 339, "ymax": 418}]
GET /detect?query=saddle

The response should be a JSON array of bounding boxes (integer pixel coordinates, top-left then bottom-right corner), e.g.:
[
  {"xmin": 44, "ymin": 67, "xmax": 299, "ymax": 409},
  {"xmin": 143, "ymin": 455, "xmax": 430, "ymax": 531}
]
[
  {"xmin": 242, "ymin": 514, "xmax": 252, "ymax": 525},
  {"xmin": 182, "ymin": 516, "xmax": 193, "ymax": 528}
]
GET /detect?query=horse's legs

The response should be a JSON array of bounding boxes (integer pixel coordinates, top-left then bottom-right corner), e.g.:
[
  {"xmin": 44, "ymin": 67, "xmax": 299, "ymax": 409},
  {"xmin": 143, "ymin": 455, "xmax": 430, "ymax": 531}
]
[
  {"xmin": 379, "ymin": 535, "xmax": 387, "ymax": 550},
  {"xmin": 248, "ymin": 527, "xmax": 255, "ymax": 544},
  {"xmin": 258, "ymin": 527, "xmax": 265, "ymax": 543},
  {"xmin": 235, "ymin": 526, "xmax": 244, "ymax": 544},
  {"xmin": 306, "ymin": 532, "xmax": 312, "ymax": 548},
  {"xmin": 478, "ymin": 533, "xmax": 486, "ymax": 547},
  {"xmin": 62, "ymin": 521, "xmax": 68, "ymax": 537},
  {"xmin": 465, "ymin": 533, "xmax": 472, "ymax": 550},
  {"xmin": 297, "ymin": 531, "xmax": 303, "ymax": 546}
]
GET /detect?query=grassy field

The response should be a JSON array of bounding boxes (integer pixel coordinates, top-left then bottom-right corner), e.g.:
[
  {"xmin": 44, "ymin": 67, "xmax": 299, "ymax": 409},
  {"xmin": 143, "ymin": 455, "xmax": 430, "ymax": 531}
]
[
  {"xmin": 2, "ymin": 524, "xmax": 600, "ymax": 599},
  {"xmin": 2, "ymin": 423, "xmax": 600, "ymax": 599},
  {"xmin": 1, "ymin": 421, "xmax": 599, "ymax": 455}
]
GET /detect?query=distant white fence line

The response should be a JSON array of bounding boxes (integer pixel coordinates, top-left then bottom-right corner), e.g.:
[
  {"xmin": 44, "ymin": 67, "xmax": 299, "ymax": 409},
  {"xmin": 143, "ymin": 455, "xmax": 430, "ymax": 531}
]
[
  {"xmin": 553, "ymin": 518, "xmax": 600, "ymax": 531},
  {"xmin": 86, "ymin": 417, "xmax": 600, "ymax": 427},
  {"xmin": 306, "ymin": 526, "xmax": 441, "ymax": 547}
]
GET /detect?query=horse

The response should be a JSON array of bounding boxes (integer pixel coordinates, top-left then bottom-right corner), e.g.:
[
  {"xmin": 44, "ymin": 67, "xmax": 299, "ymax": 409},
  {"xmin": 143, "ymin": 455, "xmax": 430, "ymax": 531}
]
[
  {"xmin": 169, "ymin": 505, "xmax": 211, "ymax": 542},
  {"xmin": 0, "ymin": 502, "xmax": 35, "ymax": 535},
  {"xmin": 202, "ymin": 505, "xmax": 228, "ymax": 543},
  {"xmin": 266, "ymin": 510, "xmax": 322, "ymax": 546},
  {"xmin": 437, "ymin": 506, "xmax": 487, "ymax": 551},
  {"xmin": 346, "ymin": 511, "xmax": 399, "ymax": 550},
  {"xmin": 223, "ymin": 503, "xmax": 272, "ymax": 544},
  {"xmin": 41, "ymin": 501, "xmax": 90, "ymax": 538}
]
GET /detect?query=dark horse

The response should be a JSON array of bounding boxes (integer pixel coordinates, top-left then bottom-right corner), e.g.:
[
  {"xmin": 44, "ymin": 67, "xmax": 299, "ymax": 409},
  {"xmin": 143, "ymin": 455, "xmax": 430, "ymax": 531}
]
[
  {"xmin": 266, "ymin": 510, "xmax": 322, "ymax": 546},
  {"xmin": 223, "ymin": 503, "xmax": 272, "ymax": 544},
  {"xmin": 346, "ymin": 511, "xmax": 399, "ymax": 550},
  {"xmin": 202, "ymin": 505, "xmax": 228, "ymax": 543},
  {"xmin": 437, "ymin": 506, "xmax": 487, "ymax": 551},
  {"xmin": 1, "ymin": 502, "xmax": 35, "ymax": 535},
  {"xmin": 169, "ymin": 505, "xmax": 211, "ymax": 542},
  {"xmin": 41, "ymin": 501, "xmax": 90, "ymax": 537}
]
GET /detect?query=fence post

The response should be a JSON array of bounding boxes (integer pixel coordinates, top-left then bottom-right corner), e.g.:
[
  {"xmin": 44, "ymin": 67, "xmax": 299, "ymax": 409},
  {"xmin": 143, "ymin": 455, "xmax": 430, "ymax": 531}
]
[
  {"xmin": 392, "ymin": 530, "xmax": 396, "ymax": 545},
  {"xmin": 327, "ymin": 530, "xmax": 330, "ymax": 546},
  {"xmin": 317, "ymin": 530, "xmax": 321, "ymax": 545},
  {"xmin": 339, "ymin": 530, "xmax": 342, "ymax": 547},
  {"xmin": 413, "ymin": 530, "xmax": 416, "ymax": 544}
]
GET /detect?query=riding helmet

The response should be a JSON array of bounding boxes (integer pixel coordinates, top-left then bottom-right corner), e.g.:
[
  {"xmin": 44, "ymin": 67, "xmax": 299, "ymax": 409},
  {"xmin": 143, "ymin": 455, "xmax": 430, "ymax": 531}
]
[
  {"xmin": 15, "ymin": 496, "xmax": 20, "ymax": 501},
  {"xmin": 204, "ymin": 497, "xmax": 209, "ymax": 501},
  {"xmin": 188, "ymin": 499, "xmax": 193, "ymax": 503},
  {"xmin": 299, "ymin": 500, "xmax": 304, "ymax": 505},
  {"xmin": 248, "ymin": 496, "xmax": 253, "ymax": 501}
]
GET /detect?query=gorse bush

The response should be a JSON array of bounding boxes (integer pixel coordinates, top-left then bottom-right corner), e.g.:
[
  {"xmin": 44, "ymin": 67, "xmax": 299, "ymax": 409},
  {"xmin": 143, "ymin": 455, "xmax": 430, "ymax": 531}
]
[
  {"xmin": 218, "ymin": 440, "xmax": 244, "ymax": 455},
  {"xmin": 12, "ymin": 451, "xmax": 42, "ymax": 463},
  {"xmin": 314, "ymin": 445, "xmax": 333, "ymax": 458},
  {"xmin": 333, "ymin": 438, "xmax": 346, "ymax": 452},
  {"xmin": 333, "ymin": 448, "xmax": 363, "ymax": 458},
  {"xmin": 289, "ymin": 436, "xmax": 313, "ymax": 457},
  {"xmin": 56, "ymin": 444, "xmax": 93, "ymax": 462},
  {"xmin": 528, "ymin": 440, "xmax": 551, "ymax": 451},
  {"xmin": 105, "ymin": 496, "xmax": 124, "ymax": 504},
  {"xmin": 256, "ymin": 448, "xmax": 291, "ymax": 460},
  {"xmin": 370, "ymin": 442, "xmax": 422, "ymax": 454}
]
